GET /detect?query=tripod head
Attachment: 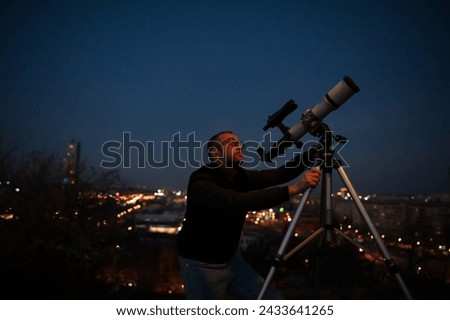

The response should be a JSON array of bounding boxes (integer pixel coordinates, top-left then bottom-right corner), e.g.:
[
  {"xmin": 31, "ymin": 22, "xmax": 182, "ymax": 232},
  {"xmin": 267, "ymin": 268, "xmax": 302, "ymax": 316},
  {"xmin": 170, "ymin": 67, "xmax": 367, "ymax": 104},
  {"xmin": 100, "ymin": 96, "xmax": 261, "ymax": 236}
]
[
  {"xmin": 310, "ymin": 122, "xmax": 347, "ymax": 142},
  {"xmin": 299, "ymin": 122, "xmax": 349, "ymax": 171}
]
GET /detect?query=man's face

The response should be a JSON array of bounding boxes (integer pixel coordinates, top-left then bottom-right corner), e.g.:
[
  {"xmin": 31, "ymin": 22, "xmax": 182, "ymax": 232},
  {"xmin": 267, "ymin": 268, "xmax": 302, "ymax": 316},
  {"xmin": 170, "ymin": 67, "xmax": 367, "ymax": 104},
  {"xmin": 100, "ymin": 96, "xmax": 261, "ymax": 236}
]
[{"xmin": 215, "ymin": 133, "xmax": 243, "ymax": 166}]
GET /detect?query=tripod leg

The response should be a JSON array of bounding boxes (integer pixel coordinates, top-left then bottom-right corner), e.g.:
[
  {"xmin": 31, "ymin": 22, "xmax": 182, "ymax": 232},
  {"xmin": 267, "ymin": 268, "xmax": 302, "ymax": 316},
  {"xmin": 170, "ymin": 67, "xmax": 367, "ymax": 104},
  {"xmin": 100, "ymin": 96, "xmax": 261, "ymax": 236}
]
[
  {"xmin": 257, "ymin": 187, "xmax": 313, "ymax": 300},
  {"xmin": 283, "ymin": 227, "xmax": 324, "ymax": 260},
  {"xmin": 333, "ymin": 227, "xmax": 384, "ymax": 262},
  {"xmin": 320, "ymin": 164, "xmax": 333, "ymax": 242},
  {"xmin": 334, "ymin": 161, "xmax": 413, "ymax": 299}
]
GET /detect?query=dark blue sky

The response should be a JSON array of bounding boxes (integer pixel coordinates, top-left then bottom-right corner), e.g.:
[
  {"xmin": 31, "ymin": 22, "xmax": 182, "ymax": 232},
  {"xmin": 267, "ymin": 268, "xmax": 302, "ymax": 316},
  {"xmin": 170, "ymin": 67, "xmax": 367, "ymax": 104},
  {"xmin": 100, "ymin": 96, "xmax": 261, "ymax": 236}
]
[{"xmin": 1, "ymin": 0, "xmax": 449, "ymax": 195}]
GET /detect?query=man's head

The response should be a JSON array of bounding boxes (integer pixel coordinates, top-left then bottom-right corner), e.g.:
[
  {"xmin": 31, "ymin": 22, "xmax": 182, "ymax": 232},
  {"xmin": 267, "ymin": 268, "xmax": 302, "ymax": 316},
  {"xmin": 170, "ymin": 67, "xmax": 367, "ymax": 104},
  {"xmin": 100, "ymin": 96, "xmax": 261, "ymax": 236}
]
[{"xmin": 207, "ymin": 131, "xmax": 243, "ymax": 166}]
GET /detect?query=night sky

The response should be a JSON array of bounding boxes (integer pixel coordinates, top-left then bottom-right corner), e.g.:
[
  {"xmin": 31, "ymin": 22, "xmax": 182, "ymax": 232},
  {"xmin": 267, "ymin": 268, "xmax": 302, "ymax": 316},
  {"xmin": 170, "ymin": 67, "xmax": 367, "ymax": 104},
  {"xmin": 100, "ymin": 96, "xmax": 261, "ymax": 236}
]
[{"xmin": 1, "ymin": 0, "xmax": 449, "ymax": 195}]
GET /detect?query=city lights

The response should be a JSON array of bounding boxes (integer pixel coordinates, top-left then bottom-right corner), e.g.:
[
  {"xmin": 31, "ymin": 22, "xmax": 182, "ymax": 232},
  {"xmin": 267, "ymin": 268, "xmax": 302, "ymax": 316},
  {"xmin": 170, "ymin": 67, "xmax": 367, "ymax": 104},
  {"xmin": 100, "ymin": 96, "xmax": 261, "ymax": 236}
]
[{"xmin": 1, "ymin": 174, "xmax": 448, "ymax": 299}]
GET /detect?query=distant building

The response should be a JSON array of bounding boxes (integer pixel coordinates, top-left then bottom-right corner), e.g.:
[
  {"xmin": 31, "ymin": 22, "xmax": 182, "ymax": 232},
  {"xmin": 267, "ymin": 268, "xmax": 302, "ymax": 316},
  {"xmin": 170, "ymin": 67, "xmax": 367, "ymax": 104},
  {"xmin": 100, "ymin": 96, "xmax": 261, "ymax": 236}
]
[
  {"xmin": 331, "ymin": 190, "xmax": 450, "ymax": 247},
  {"xmin": 62, "ymin": 140, "xmax": 80, "ymax": 185}
]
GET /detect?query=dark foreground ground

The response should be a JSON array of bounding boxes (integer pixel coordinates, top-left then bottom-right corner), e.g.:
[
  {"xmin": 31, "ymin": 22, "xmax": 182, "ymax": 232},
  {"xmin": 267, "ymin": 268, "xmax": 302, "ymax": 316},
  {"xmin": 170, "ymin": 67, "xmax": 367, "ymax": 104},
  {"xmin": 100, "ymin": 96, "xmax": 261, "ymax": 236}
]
[{"xmin": 3, "ymin": 232, "xmax": 448, "ymax": 300}]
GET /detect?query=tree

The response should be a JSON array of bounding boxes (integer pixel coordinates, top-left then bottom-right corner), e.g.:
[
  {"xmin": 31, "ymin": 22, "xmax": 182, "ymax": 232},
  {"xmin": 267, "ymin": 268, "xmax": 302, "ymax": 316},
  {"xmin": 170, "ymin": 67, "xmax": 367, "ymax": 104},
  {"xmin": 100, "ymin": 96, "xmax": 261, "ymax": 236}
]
[{"xmin": 0, "ymin": 145, "xmax": 126, "ymax": 299}]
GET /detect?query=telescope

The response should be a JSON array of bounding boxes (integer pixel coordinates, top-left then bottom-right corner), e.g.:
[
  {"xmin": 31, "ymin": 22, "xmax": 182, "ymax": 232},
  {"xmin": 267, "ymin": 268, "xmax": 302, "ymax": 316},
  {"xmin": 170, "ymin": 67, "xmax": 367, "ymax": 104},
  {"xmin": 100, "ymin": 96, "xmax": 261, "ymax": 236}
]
[
  {"xmin": 258, "ymin": 76, "xmax": 360, "ymax": 162},
  {"xmin": 256, "ymin": 77, "xmax": 414, "ymax": 300}
]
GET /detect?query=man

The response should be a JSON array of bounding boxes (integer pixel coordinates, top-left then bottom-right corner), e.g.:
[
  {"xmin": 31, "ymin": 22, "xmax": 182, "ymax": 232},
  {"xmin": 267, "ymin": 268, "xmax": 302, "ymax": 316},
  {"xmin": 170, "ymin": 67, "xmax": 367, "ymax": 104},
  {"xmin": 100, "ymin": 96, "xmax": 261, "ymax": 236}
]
[{"xmin": 176, "ymin": 131, "xmax": 321, "ymax": 299}]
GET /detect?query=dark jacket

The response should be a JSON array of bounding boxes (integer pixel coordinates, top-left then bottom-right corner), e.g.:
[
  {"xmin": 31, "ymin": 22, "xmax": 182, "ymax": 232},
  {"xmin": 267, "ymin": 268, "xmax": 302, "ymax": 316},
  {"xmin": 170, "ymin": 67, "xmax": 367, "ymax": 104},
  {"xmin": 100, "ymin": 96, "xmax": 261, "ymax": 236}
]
[{"xmin": 176, "ymin": 154, "xmax": 310, "ymax": 263}]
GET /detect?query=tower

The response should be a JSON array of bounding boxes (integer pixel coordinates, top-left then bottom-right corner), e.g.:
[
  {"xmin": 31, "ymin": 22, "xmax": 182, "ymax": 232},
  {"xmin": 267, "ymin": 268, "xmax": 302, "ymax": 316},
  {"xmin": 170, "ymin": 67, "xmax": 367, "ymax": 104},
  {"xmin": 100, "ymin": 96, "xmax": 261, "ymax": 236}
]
[{"xmin": 62, "ymin": 140, "xmax": 80, "ymax": 185}]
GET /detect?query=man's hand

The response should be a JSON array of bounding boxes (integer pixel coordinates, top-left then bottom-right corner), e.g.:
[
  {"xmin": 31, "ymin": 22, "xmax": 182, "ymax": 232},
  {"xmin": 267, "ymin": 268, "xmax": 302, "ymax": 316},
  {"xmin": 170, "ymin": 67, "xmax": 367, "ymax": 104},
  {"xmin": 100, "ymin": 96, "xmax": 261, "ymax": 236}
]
[{"xmin": 288, "ymin": 168, "xmax": 321, "ymax": 197}]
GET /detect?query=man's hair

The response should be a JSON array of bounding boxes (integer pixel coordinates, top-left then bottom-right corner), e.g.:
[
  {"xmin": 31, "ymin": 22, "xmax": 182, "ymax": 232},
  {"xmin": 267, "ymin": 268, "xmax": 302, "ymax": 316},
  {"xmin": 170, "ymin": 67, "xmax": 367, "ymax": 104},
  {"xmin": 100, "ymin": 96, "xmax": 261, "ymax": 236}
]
[{"xmin": 207, "ymin": 130, "xmax": 234, "ymax": 159}]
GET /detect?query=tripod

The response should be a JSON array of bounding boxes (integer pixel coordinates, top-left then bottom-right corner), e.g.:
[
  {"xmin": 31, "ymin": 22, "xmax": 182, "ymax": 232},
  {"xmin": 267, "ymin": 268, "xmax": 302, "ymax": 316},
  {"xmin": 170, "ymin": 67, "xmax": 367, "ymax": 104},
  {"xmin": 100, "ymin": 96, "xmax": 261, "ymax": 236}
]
[{"xmin": 257, "ymin": 128, "xmax": 413, "ymax": 300}]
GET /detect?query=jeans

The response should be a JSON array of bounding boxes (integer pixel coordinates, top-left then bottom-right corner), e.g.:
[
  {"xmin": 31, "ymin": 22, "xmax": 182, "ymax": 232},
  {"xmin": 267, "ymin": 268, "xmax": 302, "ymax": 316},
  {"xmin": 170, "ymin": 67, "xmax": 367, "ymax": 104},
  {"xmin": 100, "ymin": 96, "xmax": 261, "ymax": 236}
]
[{"xmin": 178, "ymin": 254, "xmax": 283, "ymax": 299}]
